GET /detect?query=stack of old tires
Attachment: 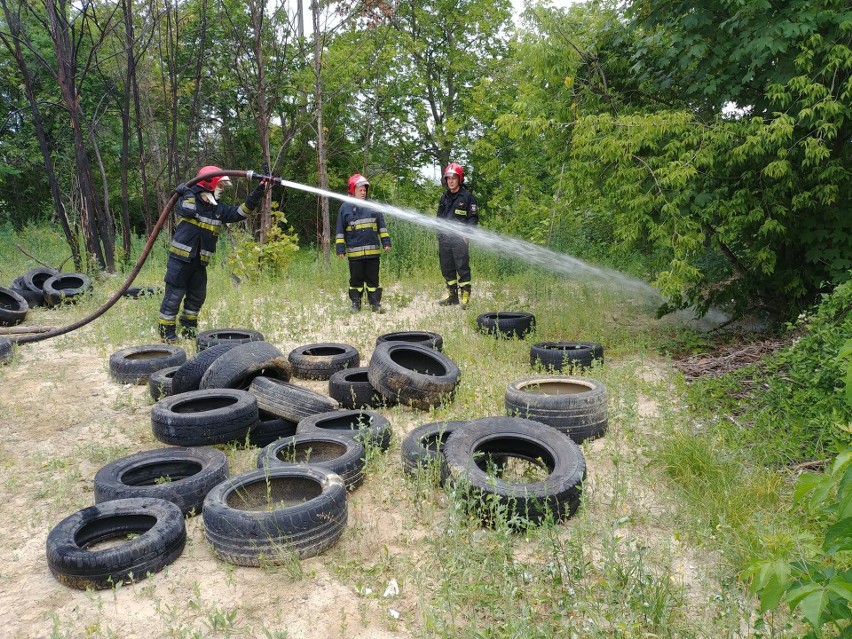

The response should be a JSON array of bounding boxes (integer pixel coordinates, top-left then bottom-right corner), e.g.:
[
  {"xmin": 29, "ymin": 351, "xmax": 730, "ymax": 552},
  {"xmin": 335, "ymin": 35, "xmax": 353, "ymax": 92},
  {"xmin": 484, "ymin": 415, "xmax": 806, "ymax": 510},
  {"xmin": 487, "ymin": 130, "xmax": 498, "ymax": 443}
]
[{"xmin": 8, "ymin": 267, "xmax": 92, "ymax": 309}]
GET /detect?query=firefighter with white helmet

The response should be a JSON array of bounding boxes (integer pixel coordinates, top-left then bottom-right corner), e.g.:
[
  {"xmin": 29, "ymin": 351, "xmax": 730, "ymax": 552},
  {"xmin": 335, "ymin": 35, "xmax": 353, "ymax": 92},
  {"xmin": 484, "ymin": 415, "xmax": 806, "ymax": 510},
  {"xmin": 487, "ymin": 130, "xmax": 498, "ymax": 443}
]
[
  {"xmin": 335, "ymin": 173, "xmax": 392, "ymax": 313},
  {"xmin": 436, "ymin": 162, "xmax": 478, "ymax": 308},
  {"xmin": 157, "ymin": 166, "xmax": 268, "ymax": 343}
]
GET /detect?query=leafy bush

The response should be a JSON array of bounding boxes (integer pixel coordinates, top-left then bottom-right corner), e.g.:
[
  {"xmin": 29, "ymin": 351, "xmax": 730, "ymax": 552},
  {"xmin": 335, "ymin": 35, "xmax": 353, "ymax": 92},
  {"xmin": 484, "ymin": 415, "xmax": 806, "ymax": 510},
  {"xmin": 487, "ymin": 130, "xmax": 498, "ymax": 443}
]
[{"xmin": 225, "ymin": 208, "xmax": 299, "ymax": 282}]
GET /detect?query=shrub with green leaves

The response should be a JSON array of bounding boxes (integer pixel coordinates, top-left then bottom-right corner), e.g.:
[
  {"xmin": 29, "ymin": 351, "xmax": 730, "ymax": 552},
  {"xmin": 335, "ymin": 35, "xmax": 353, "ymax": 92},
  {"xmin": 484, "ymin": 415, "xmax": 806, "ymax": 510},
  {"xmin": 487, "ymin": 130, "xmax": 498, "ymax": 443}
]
[{"xmin": 226, "ymin": 208, "xmax": 299, "ymax": 283}]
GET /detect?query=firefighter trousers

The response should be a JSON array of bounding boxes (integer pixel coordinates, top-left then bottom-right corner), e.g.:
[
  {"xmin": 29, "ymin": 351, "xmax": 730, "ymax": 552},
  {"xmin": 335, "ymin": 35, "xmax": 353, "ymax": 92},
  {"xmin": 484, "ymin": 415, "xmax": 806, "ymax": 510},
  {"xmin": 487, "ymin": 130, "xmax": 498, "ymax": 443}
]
[
  {"xmin": 348, "ymin": 257, "xmax": 380, "ymax": 297},
  {"xmin": 158, "ymin": 254, "xmax": 208, "ymax": 330},
  {"xmin": 438, "ymin": 234, "xmax": 471, "ymax": 291}
]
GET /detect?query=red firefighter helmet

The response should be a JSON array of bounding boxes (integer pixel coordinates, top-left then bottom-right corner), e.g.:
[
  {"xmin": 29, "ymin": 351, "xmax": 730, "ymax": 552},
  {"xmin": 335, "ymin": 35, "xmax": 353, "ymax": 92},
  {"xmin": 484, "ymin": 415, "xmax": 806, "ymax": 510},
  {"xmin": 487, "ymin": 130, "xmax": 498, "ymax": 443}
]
[
  {"xmin": 442, "ymin": 163, "xmax": 465, "ymax": 187},
  {"xmin": 347, "ymin": 173, "xmax": 370, "ymax": 195},
  {"xmin": 195, "ymin": 166, "xmax": 232, "ymax": 192}
]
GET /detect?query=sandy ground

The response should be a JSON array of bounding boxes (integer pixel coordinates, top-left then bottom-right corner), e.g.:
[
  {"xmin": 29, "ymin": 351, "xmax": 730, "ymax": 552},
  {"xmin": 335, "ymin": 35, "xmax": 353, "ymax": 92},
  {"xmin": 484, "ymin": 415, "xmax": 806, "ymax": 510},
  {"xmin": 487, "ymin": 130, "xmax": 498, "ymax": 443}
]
[{"xmin": 0, "ymin": 290, "xmax": 726, "ymax": 639}]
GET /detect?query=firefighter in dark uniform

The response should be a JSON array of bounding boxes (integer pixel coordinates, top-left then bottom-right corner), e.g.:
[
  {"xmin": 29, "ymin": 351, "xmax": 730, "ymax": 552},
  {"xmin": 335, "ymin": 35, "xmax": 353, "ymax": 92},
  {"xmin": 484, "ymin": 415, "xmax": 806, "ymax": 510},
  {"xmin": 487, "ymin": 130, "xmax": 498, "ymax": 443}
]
[
  {"xmin": 336, "ymin": 173, "xmax": 391, "ymax": 313},
  {"xmin": 157, "ymin": 166, "xmax": 268, "ymax": 343},
  {"xmin": 436, "ymin": 162, "xmax": 478, "ymax": 309}
]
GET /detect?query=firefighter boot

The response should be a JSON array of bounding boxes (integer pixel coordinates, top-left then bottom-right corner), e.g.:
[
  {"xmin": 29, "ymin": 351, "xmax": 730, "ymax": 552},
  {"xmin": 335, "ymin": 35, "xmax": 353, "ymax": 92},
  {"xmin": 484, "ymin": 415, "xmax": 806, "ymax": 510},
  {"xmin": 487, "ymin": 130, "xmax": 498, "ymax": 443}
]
[
  {"xmin": 368, "ymin": 288, "xmax": 385, "ymax": 314},
  {"xmin": 179, "ymin": 315, "xmax": 198, "ymax": 339},
  {"xmin": 438, "ymin": 286, "xmax": 459, "ymax": 306},
  {"xmin": 349, "ymin": 289, "xmax": 363, "ymax": 313},
  {"xmin": 158, "ymin": 321, "xmax": 179, "ymax": 345},
  {"xmin": 460, "ymin": 289, "xmax": 471, "ymax": 309}
]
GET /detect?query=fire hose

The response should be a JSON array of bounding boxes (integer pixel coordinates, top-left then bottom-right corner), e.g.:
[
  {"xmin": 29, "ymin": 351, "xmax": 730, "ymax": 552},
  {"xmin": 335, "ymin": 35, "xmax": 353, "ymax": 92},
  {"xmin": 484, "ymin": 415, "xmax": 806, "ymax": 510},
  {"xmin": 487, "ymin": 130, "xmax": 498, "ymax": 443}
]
[{"xmin": 10, "ymin": 169, "xmax": 279, "ymax": 345}]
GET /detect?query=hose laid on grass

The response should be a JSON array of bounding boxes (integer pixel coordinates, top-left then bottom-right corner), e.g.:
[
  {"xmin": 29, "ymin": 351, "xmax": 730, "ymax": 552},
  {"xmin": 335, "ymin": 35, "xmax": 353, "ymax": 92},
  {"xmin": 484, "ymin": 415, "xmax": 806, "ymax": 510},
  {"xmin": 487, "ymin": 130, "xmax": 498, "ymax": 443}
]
[{"xmin": 11, "ymin": 169, "xmax": 263, "ymax": 345}]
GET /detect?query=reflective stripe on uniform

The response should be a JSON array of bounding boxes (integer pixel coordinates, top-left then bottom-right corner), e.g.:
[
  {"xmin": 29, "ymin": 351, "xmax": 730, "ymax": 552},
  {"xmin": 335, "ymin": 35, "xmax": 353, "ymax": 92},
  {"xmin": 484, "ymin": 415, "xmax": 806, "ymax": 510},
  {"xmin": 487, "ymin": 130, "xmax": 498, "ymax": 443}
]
[
  {"xmin": 445, "ymin": 279, "xmax": 458, "ymax": 286},
  {"xmin": 458, "ymin": 280, "xmax": 471, "ymax": 287},
  {"xmin": 346, "ymin": 248, "xmax": 382, "ymax": 258},
  {"xmin": 182, "ymin": 198, "xmax": 196, "ymax": 210},
  {"xmin": 158, "ymin": 314, "xmax": 177, "ymax": 323},
  {"xmin": 182, "ymin": 217, "xmax": 221, "ymax": 234}
]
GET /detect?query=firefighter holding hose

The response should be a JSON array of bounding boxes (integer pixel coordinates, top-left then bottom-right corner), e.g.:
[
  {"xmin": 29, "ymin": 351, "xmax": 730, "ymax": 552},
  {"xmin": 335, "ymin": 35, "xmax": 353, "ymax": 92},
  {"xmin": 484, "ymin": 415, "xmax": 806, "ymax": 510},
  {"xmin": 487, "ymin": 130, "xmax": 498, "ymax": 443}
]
[{"xmin": 157, "ymin": 166, "xmax": 269, "ymax": 343}]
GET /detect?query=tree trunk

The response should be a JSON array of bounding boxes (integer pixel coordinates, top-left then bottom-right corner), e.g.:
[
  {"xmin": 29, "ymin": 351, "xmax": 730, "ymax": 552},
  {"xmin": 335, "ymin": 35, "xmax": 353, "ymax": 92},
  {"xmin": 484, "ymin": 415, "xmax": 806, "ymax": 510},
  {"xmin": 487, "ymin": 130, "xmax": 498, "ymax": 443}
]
[
  {"xmin": 251, "ymin": 1, "xmax": 272, "ymax": 242},
  {"xmin": 312, "ymin": 0, "xmax": 330, "ymax": 263}
]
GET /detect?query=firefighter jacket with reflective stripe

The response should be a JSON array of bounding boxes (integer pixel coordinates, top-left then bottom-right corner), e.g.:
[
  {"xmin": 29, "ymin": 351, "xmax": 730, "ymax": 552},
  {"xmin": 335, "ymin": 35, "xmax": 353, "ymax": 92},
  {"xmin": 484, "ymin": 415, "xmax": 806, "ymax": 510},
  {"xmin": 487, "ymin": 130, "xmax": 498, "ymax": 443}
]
[
  {"xmin": 335, "ymin": 202, "xmax": 391, "ymax": 260},
  {"xmin": 169, "ymin": 185, "xmax": 254, "ymax": 264},
  {"xmin": 437, "ymin": 186, "xmax": 478, "ymax": 234}
]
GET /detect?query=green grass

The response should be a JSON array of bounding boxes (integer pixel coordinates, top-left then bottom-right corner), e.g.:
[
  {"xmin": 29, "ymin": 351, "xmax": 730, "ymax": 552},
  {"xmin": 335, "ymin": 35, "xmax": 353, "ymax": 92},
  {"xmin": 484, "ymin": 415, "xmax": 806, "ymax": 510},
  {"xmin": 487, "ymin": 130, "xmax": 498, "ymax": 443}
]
[{"xmin": 0, "ymin": 222, "xmax": 821, "ymax": 638}]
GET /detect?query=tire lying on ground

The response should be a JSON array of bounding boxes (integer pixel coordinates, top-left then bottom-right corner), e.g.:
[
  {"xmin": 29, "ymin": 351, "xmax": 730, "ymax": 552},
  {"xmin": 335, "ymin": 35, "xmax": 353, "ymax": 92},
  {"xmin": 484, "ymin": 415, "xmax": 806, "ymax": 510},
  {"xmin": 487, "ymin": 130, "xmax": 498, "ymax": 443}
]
[
  {"xmin": 23, "ymin": 267, "xmax": 58, "ymax": 294},
  {"xmin": 327, "ymin": 367, "xmax": 387, "ymax": 409},
  {"xmin": 94, "ymin": 447, "xmax": 229, "ymax": 516},
  {"xmin": 151, "ymin": 388, "xmax": 259, "ymax": 446},
  {"xmin": 476, "ymin": 312, "xmax": 536, "ymax": 339},
  {"xmin": 123, "ymin": 286, "xmax": 161, "ymax": 299},
  {"xmin": 401, "ymin": 420, "xmax": 469, "ymax": 484},
  {"xmin": 42, "ymin": 272, "xmax": 92, "ymax": 307},
  {"xmin": 249, "ymin": 412, "xmax": 299, "ymax": 448},
  {"xmin": 200, "ymin": 341, "xmax": 290, "ymax": 390},
  {"xmin": 530, "ymin": 342, "xmax": 604, "ymax": 372},
  {"xmin": 109, "ymin": 344, "xmax": 187, "ymax": 385},
  {"xmin": 258, "ymin": 432, "xmax": 366, "ymax": 490},
  {"xmin": 368, "ymin": 342, "xmax": 461, "ymax": 410},
  {"xmin": 171, "ymin": 342, "xmax": 240, "ymax": 395},
  {"xmin": 444, "ymin": 416, "xmax": 586, "ymax": 525},
  {"xmin": 249, "ymin": 376, "xmax": 339, "ymax": 422},
  {"xmin": 288, "ymin": 343, "xmax": 360, "ymax": 380},
  {"xmin": 11, "ymin": 285, "xmax": 42, "ymax": 308},
  {"xmin": 505, "ymin": 375, "xmax": 608, "ymax": 444},
  {"xmin": 196, "ymin": 328, "xmax": 265, "ymax": 351},
  {"xmin": 202, "ymin": 466, "xmax": 347, "ymax": 564},
  {"xmin": 45, "ymin": 497, "xmax": 186, "ymax": 590},
  {"xmin": 0, "ymin": 286, "xmax": 28, "ymax": 326},
  {"xmin": 375, "ymin": 330, "xmax": 443, "ymax": 352},
  {"xmin": 297, "ymin": 409, "xmax": 392, "ymax": 451},
  {"xmin": 0, "ymin": 336, "xmax": 13, "ymax": 364},
  {"xmin": 148, "ymin": 365, "xmax": 180, "ymax": 401}
]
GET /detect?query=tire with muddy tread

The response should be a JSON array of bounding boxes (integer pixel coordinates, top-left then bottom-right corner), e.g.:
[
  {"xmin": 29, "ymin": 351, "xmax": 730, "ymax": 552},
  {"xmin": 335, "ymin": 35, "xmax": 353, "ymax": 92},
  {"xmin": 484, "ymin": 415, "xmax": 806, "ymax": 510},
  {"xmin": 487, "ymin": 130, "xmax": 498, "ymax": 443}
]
[
  {"xmin": 368, "ymin": 342, "xmax": 461, "ymax": 410},
  {"xmin": 249, "ymin": 412, "xmax": 299, "ymax": 448},
  {"xmin": 444, "ymin": 416, "xmax": 586, "ymax": 524},
  {"xmin": 94, "ymin": 447, "xmax": 229, "ymax": 515},
  {"xmin": 42, "ymin": 273, "xmax": 92, "ymax": 307},
  {"xmin": 249, "ymin": 376, "xmax": 338, "ymax": 421},
  {"xmin": 11, "ymin": 286, "xmax": 42, "ymax": 308},
  {"xmin": 109, "ymin": 344, "xmax": 186, "ymax": 385},
  {"xmin": 45, "ymin": 497, "xmax": 186, "ymax": 589},
  {"xmin": 375, "ymin": 330, "xmax": 443, "ymax": 352},
  {"xmin": 0, "ymin": 336, "xmax": 12, "ymax": 364},
  {"xmin": 505, "ymin": 375, "xmax": 608, "ymax": 444},
  {"xmin": 170, "ymin": 342, "xmax": 239, "ymax": 395},
  {"xmin": 400, "ymin": 420, "xmax": 469, "ymax": 484},
  {"xmin": 202, "ymin": 466, "xmax": 347, "ymax": 564},
  {"xmin": 23, "ymin": 267, "xmax": 58, "ymax": 294},
  {"xmin": 288, "ymin": 343, "xmax": 360, "ymax": 380},
  {"xmin": 476, "ymin": 311, "xmax": 536, "ymax": 339},
  {"xmin": 530, "ymin": 342, "xmax": 604, "ymax": 372},
  {"xmin": 148, "ymin": 366, "xmax": 180, "ymax": 401},
  {"xmin": 258, "ymin": 432, "xmax": 366, "ymax": 490},
  {"xmin": 0, "ymin": 287, "xmax": 28, "ymax": 326},
  {"xmin": 297, "ymin": 409, "xmax": 392, "ymax": 451},
  {"xmin": 327, "ymin": 367, "xmax": 387, "ymax": 409},
  {"xmin": 200, "ymin": 341, "xmax": 290, "ymax": 390},
  {"xmin": 151, "ymin": 388, "xmax": 259, "ymax": 446},
  {"xmin": 196, "ymin": 328, "xmax": 265, "ymax": 351}
]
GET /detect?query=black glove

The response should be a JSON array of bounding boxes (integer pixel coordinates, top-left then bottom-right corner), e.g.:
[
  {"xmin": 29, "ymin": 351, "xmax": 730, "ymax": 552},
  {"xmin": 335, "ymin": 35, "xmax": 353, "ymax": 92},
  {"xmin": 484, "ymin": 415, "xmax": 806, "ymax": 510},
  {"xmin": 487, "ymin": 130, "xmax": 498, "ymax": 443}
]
[
  {"xmin": 175, "ymin": 183, "xmax": 189, "ymax": 195},
  {"xmin": 245, "ymin": 181, "xmax": 267, "ymax": 211}
]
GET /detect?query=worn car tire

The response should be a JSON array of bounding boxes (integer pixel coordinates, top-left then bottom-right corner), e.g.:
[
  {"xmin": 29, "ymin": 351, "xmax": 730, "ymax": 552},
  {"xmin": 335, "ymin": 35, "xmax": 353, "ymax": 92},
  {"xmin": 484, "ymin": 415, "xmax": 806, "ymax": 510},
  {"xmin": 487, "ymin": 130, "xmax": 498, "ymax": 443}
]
[
  {"xmin": 196, "ymin": 328, "xmax": 265, "ymax": 351},
  {"xmin": 258, "ymin": 432, "xmax": 366, "ymax": 490},
  {"xmin": 530, "ymin": 342, "xmax": 604, "ymax": 371},
  {"xmin": 23, "ymin": 267, "xmax": 58, "ymax": 294},
  {"xmin": 400, "ymin": 420, "xmax": 469, "ymax": 484},
  {"xmin": 109, "ymin": 345, "xmax": 187, "ymax": 385},
  {"xmin": 123, "ymin": 286, "xmax": 161, "ymax": 299},
  {"xmin": 202, "ymin": 466, "xmax": 347, "ymax": 564},
  {"xmin": 11, "ymin": 285, "xmax": 42, "ymax": 308},
  {"xmin": 94, "ymin": 447, "xmax": 229, "ymax": 516},
  {"xmin": 42, "ymin": 273, "xmax": 92, "ymax": 307},
  {"xmin": 445, "ymin": 416, "xmax": 586, "ymax": 524},
  {"xmin": 375, "ymin": 330, "xmax": 443, "ymax": 352},
  {"xmin": 249, "ymin": 376, "xmax": 339, "ymax": 422},
  {"xmin": 171, "ymin": 342, "xmax": 239, "ymax": 395},
  {"xmin": 151, "ymin": 389, "xmax": 259, "ymax": 446},
  {"xmin": 368, "ymin": 342, "xmax": 461, "ymax": 410},
  {"xmin": 327, "ymin": 367, "xmax": 387, "ymax": 409},
  {"xmin": 476, "ymin": 312, "xmax": 536, "ymax": 339},
  {"xmin": 148, "ymin": 366, "xmax": 180, "ymax": 401},
  {"xmin": 297, "ymin": 409, "xmax": 392, "ymax": 452},
  {"xmin": 0, "ymin": 336, "xmax": 13, "ymax": 364},
  {"xmin": 288, "ymin": 343, "xmax": 360, "ymax": 380},
  {"xmin": 505, "ymin": 375, "xmax": 608, "ymax": 444},
  {"xmin": 200, "ymin": 341, "xmax": 290, "ymax": 390},
  {"xmin": 0, "ymin": 286, "xmax": 28, "ymax": 326},
  {"xmin": 45, "ymin": 497, "xmax": 186, "ymax": 590},
  {"xmin": 248, "ymin": 412, "xmax": 299, "ymax": 448}
]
